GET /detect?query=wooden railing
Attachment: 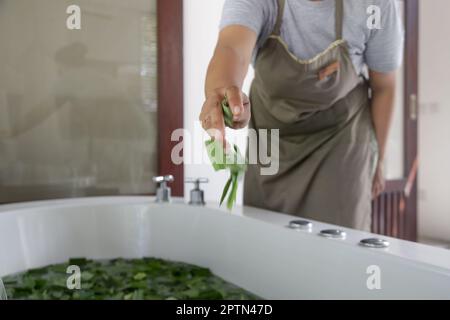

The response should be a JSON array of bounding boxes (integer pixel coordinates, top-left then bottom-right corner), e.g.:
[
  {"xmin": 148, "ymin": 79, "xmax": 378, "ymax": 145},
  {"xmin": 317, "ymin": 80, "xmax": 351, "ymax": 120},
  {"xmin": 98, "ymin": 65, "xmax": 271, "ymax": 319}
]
[{"xmin": 372, "ymin": 158, "xmax": 418, "ymax": 240}]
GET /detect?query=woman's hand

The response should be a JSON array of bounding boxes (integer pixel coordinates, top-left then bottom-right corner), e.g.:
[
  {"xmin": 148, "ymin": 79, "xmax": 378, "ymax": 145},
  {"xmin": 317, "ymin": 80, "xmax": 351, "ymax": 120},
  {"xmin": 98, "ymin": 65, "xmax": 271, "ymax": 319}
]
[
  {"xmin": 372, "ymin": 160, "xmax": 386, "ymax": 199},
  {"xmin": 199, "ymin": 86, "xmax": 251, "ymax": 145}
]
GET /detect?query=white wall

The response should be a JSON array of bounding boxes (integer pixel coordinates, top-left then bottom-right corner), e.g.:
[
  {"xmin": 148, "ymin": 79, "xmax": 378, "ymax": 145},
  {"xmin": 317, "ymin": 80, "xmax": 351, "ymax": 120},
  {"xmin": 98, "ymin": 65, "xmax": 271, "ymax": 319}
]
[
  {"xmin": 418, "ymin": 0, "xmax": 450, "ymax": 243},
  {"xmin": 183, "ymin": 0, "xmax": 253, "ymax": 204}
]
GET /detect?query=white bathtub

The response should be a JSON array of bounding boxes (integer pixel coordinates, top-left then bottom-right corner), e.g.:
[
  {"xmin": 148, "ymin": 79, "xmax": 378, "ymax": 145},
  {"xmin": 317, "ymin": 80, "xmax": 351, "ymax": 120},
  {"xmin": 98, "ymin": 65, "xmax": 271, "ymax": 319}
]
[{"xmin": 0, "ymin": 196, "xmax": 449, "ymax": 300}]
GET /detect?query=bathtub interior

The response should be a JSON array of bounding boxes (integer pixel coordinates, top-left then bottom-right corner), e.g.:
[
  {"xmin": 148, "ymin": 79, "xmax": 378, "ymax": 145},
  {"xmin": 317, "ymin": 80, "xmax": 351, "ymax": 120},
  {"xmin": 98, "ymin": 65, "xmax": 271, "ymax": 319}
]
[{"xmin": 1, "ymin": 197, "xmax": 450, "ymax": 299}]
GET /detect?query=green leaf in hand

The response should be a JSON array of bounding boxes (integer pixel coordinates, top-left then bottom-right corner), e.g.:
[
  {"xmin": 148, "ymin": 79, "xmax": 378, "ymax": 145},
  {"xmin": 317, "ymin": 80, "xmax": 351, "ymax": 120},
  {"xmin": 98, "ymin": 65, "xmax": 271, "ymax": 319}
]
[
  {"xmin": 227, "ymin": 173, "xmax": 239, "ymax": 210},
  {"xmin": 220, "ymin": 176, "xmax": 232, "ymax": 207},
  {"xmin": 221, "ymin": 96, "xmax": 234, "ymax": 128},
  {"xmin": 205, "ymin": 96, "xmax": 247, "ymax": 210},
  {"xmin": 205, "ymin": 140, "xmax": 247, "ymax": 210}
]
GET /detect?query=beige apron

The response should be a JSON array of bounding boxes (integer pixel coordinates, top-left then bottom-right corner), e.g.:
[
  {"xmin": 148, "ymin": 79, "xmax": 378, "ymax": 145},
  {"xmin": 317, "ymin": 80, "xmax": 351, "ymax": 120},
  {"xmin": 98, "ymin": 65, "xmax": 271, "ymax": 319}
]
[{"xmin": 244, "ymin": 0, "xmax": 378, "ymax": 231}]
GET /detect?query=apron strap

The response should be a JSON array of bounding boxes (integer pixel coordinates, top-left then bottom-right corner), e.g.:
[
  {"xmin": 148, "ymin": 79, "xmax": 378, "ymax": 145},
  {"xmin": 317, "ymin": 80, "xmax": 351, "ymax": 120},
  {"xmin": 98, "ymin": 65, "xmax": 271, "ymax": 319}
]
[
  {"xmin": 272, "ymin": 0, "xmax": 286, "ymax": 36},
  {"xmin": 335, "ymin": 0, "xmax": 344, "ymax": 40}
]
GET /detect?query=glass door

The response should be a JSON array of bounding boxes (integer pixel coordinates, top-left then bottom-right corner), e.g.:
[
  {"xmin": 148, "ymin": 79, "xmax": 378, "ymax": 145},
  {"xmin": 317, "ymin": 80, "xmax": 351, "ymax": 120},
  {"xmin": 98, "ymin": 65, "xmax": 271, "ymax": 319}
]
[{"xmin": 0, "ymin": 0, "xmax": 160, "ymax": 203}]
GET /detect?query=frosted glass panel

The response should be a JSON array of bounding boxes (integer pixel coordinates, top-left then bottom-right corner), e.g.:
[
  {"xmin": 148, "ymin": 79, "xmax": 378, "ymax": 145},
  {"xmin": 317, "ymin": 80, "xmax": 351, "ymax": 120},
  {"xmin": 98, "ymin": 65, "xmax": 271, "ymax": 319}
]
[
  {"xmin": 384, "ymin": 0, "xmax": 405, "ymax": 180},
  {"xmin": 0, "ymin": 0, "xmax": 158, "ymax": 203}
]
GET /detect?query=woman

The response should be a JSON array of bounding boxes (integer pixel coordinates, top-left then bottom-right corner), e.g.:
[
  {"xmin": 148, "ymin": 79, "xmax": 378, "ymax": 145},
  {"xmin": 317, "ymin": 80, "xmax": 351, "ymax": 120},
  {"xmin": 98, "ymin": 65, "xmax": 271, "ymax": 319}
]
[{"xmin": 199, "ymin": 0, "xmax": 403, "ymax": 231}]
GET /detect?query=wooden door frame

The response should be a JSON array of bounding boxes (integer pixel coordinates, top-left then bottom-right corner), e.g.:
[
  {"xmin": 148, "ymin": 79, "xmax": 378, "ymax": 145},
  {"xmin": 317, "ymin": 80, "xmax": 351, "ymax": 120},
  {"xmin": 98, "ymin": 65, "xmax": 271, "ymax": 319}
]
[
  {"xmin": 157, "ymin": 0, "xmax": 184, "ymax": 197},
  {"xmin": 403, "ymin": 0, "xmax": 419, "ymax": 241},
  {"xmin": 372, "ymin": 0, "xmax": 418, "ymax": 241}
]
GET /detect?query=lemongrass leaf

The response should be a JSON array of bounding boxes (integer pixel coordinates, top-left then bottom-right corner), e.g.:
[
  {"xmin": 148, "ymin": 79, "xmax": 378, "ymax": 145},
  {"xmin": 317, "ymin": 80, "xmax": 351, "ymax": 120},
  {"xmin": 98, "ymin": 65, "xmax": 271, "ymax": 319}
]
[{"xmin": 220, "ymin": 177, "xmax": 232, "ymax": 206}]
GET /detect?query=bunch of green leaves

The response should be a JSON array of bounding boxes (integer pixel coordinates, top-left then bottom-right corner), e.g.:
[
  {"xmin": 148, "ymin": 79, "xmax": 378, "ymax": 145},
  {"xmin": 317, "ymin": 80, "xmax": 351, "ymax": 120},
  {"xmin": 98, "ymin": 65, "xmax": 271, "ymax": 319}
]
[
  {"xmin": 205, "ymin": 96, "xmax": 247, "ymax": 210},
  {"xmin": 3, "ymin": 257, "xmax": 259, "ymax": 300},
  {"xmin": 221, "ymin": 95, "xmax": 234, "ymax": 128}
]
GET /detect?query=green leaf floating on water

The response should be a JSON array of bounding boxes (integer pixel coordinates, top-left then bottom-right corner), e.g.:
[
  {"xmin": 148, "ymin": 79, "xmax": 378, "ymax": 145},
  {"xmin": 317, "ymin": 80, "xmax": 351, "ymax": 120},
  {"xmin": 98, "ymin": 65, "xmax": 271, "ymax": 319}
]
[
  {"xmin": 2, "ymin": 258, "xmax": 259, "ymax": 300},
  {"xmin": 206, "ymin": 96, "xmax": 247, "ymax": 210}
]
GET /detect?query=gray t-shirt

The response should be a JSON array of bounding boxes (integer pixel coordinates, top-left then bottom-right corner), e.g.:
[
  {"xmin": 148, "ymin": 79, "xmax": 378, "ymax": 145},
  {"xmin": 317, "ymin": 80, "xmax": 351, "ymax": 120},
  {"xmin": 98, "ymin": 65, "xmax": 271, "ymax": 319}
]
[{"xmin": 220, "ymin": 0, "xmax": 404, "ymax": 74}]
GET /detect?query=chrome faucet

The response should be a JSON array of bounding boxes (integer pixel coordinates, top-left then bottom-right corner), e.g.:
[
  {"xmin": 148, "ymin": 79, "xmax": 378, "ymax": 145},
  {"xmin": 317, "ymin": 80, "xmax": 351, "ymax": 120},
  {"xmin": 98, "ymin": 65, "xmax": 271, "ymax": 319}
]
[
  {"xmin": 185, "ymin": 178, "xmax": 208, "ymax": 206},
  {"xmin": 153, "ymin": 175, "xmax": 174, "ymax": 203}
]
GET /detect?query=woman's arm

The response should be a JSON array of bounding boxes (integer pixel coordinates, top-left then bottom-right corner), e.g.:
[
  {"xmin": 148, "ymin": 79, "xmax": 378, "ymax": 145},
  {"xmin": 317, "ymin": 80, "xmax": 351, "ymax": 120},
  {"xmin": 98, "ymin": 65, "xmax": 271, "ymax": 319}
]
[
  {"xmin": 369, "ymin": 69, "xmax": 397, "ymax": 198},
  {"xmin": 200, "ymin": 25, "xmax": 256, "ymax": 144}
]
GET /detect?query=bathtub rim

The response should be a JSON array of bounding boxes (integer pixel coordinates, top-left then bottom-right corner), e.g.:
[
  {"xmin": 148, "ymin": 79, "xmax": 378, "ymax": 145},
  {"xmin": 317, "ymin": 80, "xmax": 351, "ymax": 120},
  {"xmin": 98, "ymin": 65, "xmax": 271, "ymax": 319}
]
[{"xmin": 0, "ymin": 196, "xmax": 449, "ymax": 276}]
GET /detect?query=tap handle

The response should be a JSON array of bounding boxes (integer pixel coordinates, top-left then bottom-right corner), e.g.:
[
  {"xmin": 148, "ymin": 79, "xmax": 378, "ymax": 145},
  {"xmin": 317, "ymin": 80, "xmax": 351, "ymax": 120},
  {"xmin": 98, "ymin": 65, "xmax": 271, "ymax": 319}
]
[
  {"xmin": 185, "ymin": 178, "xmax": 208, "ymax": 206},
  {"xmin": 185, "ymin": 178, "xmax": 209, "ymax": 189},
  {"xmin": 153, "ymin": 175, "xmax": 174, "ymax": 184},
  {"xmin": 153, "ymin": 175, "xmax": 174, "ymax": 188}
]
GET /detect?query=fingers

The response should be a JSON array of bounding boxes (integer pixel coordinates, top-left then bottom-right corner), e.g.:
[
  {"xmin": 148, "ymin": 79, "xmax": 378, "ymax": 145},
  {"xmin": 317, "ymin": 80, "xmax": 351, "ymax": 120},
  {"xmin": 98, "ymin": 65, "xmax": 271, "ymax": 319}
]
[
  {"xmin": 372, "ymin": 184, "xmax": 379, "ymax": 200},
  {"xmin": 372, "ymin": 180, "xmax": 379, "ymax": 199},
  {"xmin": 199, "ymin": 88, "xmax": 250, "ymax": 147},
  {"xmin": 372, "ymin": 179, "xmax": 385, "ymax": 199},
  {"xmin": 225, "ymin": 86, "xmax": 244, "ymax": 120},
  {"xmin": 199, "ymin": 96, "xmax": 226, "ymax": 145},
  {"xmin": 232, "ymin": 94, "xmax": 251, "ymax": 129}
]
